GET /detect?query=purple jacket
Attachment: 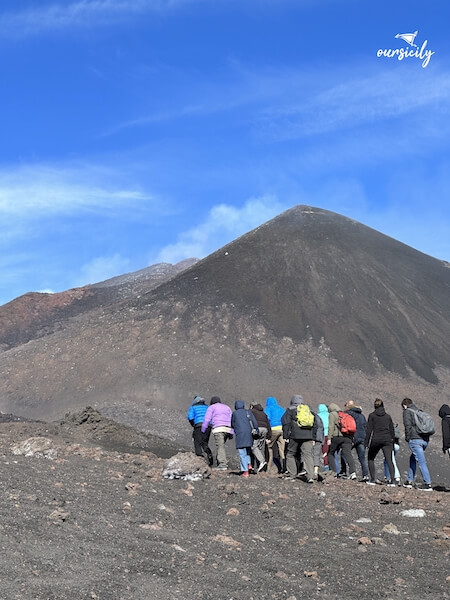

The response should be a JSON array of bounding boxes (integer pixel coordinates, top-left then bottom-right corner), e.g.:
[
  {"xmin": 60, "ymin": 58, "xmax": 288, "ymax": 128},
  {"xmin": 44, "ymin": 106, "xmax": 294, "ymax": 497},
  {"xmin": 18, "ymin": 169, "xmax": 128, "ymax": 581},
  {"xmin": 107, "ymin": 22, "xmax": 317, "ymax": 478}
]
[{"xmin": 201, "ymin": 402, "xmax": 232, "ymax": 432}]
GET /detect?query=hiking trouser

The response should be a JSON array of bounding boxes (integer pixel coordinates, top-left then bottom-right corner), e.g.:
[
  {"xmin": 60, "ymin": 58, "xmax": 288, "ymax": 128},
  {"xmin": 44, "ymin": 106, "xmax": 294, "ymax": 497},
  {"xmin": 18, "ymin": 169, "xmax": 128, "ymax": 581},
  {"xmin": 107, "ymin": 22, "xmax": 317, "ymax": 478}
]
[
  {"xmin": 193, "ymin": 425, "xmax": 213, "ymax": 465},
  {"xmin": 267, "ymin": 430, "xmax": 285, "ymax": 472},
  {"xmin": 328, "ymin": 437, "xmax": 355, "ymax": 474},
  {"xmin": 213, "ymin": 431, "xmax": 229, "ymax": 468},
  {"xmin": 286, "ymin": 439, "xmax": 314, "ymax": 478},
  {"xmin": 252, "ymin": 427, "xmax": 267, "ymax": 466},
  {"xmin": 368, "ymin": 443, "xmax": 394, "ymax": 482},
  {"xmin": 312, "ymin": 439, "xmax": 323, "ymax": 467}
]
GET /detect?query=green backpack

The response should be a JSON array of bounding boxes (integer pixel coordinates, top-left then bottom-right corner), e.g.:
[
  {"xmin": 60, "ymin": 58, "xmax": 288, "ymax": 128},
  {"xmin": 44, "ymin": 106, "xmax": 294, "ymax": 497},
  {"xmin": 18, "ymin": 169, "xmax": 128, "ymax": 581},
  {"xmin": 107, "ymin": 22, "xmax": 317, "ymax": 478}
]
[{"xmin": 296, "ymin": 404, "xmax": 314, "ymax": 428}]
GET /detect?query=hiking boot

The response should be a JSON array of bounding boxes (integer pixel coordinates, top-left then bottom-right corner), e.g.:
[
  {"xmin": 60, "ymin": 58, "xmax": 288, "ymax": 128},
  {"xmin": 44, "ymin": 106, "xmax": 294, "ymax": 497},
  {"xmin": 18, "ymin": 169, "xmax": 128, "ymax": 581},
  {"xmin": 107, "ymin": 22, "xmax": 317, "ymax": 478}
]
[
  {"xmin": 306, "ymin": 478, "xmax": 314, "ymax": 484},
  {"xmin": 417, "ymin": 483, "xmax": 432, "ymax": 491},
  {"xmin": 360, "ymin": 476, "xmax": 369, "ymax": 482},
  {"xmin": 257, "ymin": 461, "xmax": 267, "ymax": 473},
  {"xmin": 366, "ymin": 480, "xmax": 376, "ymax": 485},
  {"xmin": 394, "ymin": 478, "xmax": 401, "ymax": 486},
  {"xmin": 298, "ymin": 469, "xmax": 307, "ymax": 476},
  {"xmin": 241, "ymin": 470, "xmax": 249, "ymax": 478},
  {"xmin": 386, "ymin": 481, "xmax": 397, "ymax": 487},
  {"xmin": 403, "ymin": 480, "xmax": 414, "ymax": 488},
  {"xmin": 348, "ymin": 472, "xmax": 357, "ymax": 480},
  {"xmin": 213, "ymin": 465, "xmax": 228, "ymax": 471}
]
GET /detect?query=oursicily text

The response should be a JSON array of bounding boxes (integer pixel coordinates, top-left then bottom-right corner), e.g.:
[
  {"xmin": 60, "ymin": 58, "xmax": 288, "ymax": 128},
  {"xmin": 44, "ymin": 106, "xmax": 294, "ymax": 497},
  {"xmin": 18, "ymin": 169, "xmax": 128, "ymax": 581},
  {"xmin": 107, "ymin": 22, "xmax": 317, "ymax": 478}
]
[{"xmin": 377, "ymin": 40, "xmax": 435, "ymax": 68}]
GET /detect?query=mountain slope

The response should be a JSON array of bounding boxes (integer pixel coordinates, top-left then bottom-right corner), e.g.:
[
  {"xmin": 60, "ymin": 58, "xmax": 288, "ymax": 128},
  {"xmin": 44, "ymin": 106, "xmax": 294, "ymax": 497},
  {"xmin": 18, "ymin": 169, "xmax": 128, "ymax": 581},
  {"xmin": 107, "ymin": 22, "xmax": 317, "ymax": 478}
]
[{"xmin": 0, "ymin": 206, "xmax": 449, "ymax": 424}]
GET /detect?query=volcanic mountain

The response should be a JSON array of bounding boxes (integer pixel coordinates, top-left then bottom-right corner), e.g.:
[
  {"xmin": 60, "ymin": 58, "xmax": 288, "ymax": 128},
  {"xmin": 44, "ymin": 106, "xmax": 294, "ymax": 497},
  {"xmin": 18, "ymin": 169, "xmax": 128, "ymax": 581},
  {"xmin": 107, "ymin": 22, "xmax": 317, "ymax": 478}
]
[
  {"xmin": 0, "ymin": 206, "xmax": 449, "ymax": 435},
  {"xmin": 0, "ymin": 258, "xmax": 198, "ymax": 351}
]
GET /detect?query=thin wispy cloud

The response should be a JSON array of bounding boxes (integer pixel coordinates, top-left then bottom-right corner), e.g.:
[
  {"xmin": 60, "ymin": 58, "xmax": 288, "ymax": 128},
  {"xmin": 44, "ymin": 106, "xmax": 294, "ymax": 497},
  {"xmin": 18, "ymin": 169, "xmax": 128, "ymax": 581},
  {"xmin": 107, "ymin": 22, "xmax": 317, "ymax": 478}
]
[
  {"xmin": 0, "ymin": 164, "xmax": 156, "ymax": 218},
  {"xmin": 152, "ymin": 196, "xmax": 287, "ymax": 264},
  {"xmin": 256, "ymin": 68, "xmax": 450, "ymax": 141},
  {"xmin": 0, "ymin": 0, "xmax": 199, "ymax": 36},
  {"xmin": 72, "ymin": 253, "xmax": 131, "ymax": 286}
]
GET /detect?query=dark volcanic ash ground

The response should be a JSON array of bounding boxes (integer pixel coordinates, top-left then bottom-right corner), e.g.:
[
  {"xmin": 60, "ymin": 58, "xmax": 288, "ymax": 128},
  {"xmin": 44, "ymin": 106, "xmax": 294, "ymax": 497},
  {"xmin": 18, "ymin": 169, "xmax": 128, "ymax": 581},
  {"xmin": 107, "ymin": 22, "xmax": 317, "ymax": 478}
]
[{"xmin": 0, "ymin": 409, "xmax": 449, "ymax": 600}]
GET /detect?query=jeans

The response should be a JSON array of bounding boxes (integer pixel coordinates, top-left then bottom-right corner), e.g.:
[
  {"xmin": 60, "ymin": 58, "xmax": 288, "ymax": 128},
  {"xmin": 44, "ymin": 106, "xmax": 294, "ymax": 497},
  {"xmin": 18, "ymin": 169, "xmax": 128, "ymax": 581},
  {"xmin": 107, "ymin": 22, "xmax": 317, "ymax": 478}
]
[
  {"xmin": 384, "ymin": 443, "xmax": 400, "ymax": 480},
  {"xmin": 354, "ymin": 441, "xmax": 369, "ymax": 478},
  {"xmin": 238, "ymin": 447, "xmax": 251, "ymax": 472},
  {"xmin": 408, "ymin": 438, "xmax": 431, "ymax": 485}
]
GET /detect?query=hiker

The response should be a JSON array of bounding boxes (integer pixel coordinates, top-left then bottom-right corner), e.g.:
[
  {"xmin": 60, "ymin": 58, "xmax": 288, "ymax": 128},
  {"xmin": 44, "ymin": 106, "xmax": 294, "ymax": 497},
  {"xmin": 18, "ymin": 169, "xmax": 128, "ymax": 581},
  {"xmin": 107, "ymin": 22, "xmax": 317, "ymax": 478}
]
[
  {"xmin": 401, "ymin": 397, "xmax": 433, "ymax": 491},
  {"xmin": 327, "ymin": 403, "xmax": 356, "ymax": 479},
  {"xmin": 344, "ymin": 400, "xmax": 369, "ymax": 482},
  {"xmin": 311, "ymin": 407, "xmax": 324, "ymax": 478},
  {"xmin": 383, "ymin": 422, "xmax": 401, "ymax": 484},
  {"xmin": 264, "ymin": 396, "xmax": 286, "ymax": 473},
  {"xmin": 281, "ymin": 395, "xmax": 318, "ymax": 482},
  {"xmin": 439, "ymin": 404, "xmax": 450, "ymax": 457},
  {"xmin": 250, "ymin": 402, "xmax": 271, "ymax": 472},
  {"xmin": 231, "ymin": 400, "xmax": 259, "ymax": 477},
  {"xmin": 201, "ymin": 396, "xmax": 233, "ymax": 470},
  {"xmin": 187, "ymin": 395, "xmax": 213, "ymax": 465},
  {"xmin": 364, "ymin": 398, "xmax": 395, "ymax": 485},
  {"xmin": 317, "ymin": 403, "xmax": 329, "ymax": 469}
]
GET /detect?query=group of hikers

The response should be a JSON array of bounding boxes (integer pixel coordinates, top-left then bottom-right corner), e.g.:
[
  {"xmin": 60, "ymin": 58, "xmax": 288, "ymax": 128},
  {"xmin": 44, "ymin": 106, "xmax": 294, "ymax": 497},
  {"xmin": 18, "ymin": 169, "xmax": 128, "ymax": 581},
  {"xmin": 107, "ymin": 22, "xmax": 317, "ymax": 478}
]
[{"xmin": 187, "ymin": 394, "xmax": 450, "ymax": 490}]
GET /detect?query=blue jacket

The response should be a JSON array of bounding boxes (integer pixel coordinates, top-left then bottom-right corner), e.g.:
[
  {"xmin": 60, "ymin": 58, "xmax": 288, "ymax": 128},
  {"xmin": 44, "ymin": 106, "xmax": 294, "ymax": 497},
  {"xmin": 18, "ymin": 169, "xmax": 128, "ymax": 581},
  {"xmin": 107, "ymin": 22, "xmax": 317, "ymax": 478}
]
[
  {"xmin": 317, "ymin": 404, "xmax": 329, "ymax": 436},
  {"xmin": 264, "ymin": 397, "xmax": 285, "ymax": 428},
  {"xmin": 187, "ymin": 397, "xmax": 209, "ymax": 427},
  {"xmin": 231, "ymin": 400, "xmax": 258, "ymax": 449}
]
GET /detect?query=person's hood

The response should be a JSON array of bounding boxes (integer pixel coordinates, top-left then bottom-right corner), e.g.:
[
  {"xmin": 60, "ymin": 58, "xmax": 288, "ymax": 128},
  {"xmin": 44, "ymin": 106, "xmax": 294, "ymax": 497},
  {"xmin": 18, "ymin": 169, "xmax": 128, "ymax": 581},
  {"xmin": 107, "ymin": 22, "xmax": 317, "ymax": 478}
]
[
  {"xmin": 318, "ymin": 404, "xmax": 328, "ymax": 413},
  {"xmin": 265, "ymin": 396, "xmax": 279, "ymax": 408},
  {"xmin": 210, "ymin": 396, "xmax": 221, "ymax": 405},
  {"xmin": 192, "ymin": 395, "xmax": 205, "ymax": 405},
  {"xmin": 348, "ymin": 406, "xmax": 362, "ymax": 414},
  {"xmin": 234, "ymin": 400, "xmax": 245, "ymax": 410},
  {"xmin": 252, "ymin": 403, "xmax": 264, "ymax": 411},
  {"xmin": 439, "ymin": 404, "xmax": 450, "ymax": 418},
  {"xmin": 328, "ymin": 403, "xmax": 340, "ymax": 413},
  {"xmin": 374, "ymin": 406, "xmax": 386, "ymax": 416},
  {"xmin": 290, "ymin": 395, "xmax": 303, "ymax": 407}
]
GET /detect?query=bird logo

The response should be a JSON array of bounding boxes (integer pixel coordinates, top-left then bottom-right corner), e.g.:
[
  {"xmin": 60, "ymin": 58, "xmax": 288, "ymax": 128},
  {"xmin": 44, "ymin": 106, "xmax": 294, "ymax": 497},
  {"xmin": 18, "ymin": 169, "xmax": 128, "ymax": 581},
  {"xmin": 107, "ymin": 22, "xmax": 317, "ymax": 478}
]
[{"xmin": 395, "ymin": 31, "xmax": 418, "ymax": 48}]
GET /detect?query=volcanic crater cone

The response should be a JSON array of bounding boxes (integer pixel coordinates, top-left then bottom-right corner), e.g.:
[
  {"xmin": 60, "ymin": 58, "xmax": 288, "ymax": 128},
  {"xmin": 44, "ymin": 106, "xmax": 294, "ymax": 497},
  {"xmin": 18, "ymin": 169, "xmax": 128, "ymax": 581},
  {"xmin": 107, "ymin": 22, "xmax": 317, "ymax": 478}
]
[{"xmin": 0, "ymin": 205, "xmax": 449, "ymax": 424}]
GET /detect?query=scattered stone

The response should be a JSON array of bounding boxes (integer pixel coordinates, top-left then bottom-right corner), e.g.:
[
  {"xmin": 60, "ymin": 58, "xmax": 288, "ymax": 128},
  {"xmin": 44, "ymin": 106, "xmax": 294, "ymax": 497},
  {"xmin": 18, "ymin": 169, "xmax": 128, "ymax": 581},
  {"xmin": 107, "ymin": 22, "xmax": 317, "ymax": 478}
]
[
  {"xmin": 49, "ymin": 508, "xmax": 69, "ymax": 523},
  {"xmin": 371, "ymin": 537, "xmax": 387, "ymax": 546},
  {"xmin": 304, "ymin": 570, "xmax": 318, "ymax": 579},
  {"xmin": 180, "ymin": 483, "xmax": 194, "ymax": 497},
  {"xmin": 140, "ymin": 521, "xmax": 163, "ymax": 530},
  {"xmin": 382, "ymin": 523, "xmax": 400, "ymax": 535},
  {"xmin": 298, "ymin": 536, "xmax": 309, "ymax": 546},
  {"xmin": 401, "ymin": 509, "xmax": 426, "ymax": 518},
  {"xmin": 212, "ymin": 534, "xmax": 241, "ymax": 549},
  {"xmin": 125, "ymin": 482, "xmax": 140, "ymax": 495},
  {"xmin": 275, "ymin": 571, "xmax": 289, "ymax": 580},
  {"xmin": 356, "ymin": 518, "xmax": 372, "ymax": 523},
  {"xmin": 162, "ymin": 452, "xmax": 211, "ymax": 481},
  {"xmin": 227, "ymin": 507, "xmax": 240, "ymax": 516},
  {"xmin": 122, "ymin": 502, "xmax": 132, "ymax": 512},
  {"xmin": 357, "ymin": 536, "xmax": 372, "ymax": 545},
  {"xmin": 11, "ymin": 437, "xmax": 58, "ymax": 460}
]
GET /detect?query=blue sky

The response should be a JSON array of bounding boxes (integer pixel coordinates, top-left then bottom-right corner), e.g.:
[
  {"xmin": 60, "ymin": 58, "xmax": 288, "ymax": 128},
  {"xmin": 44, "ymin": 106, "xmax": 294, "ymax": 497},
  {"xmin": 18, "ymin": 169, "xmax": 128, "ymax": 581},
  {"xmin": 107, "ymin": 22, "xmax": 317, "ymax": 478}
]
[{"xmin": 1, "ymin": 0, "xmax": 449, "ymax": 306}]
